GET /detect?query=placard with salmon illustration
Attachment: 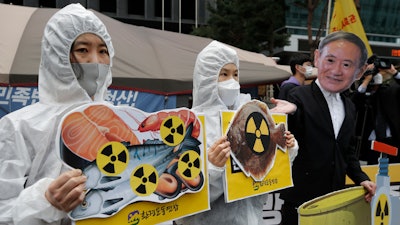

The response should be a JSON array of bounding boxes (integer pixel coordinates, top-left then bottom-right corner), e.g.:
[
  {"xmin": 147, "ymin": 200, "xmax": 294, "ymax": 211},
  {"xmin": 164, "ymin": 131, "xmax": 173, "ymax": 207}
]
[
  {"xmin": 55, "ymin": 103, "xmax": 209, "ymax": 225},
  {"xmin": 221, "ymin": 100, "xmax": 293, "ymax": 203}
]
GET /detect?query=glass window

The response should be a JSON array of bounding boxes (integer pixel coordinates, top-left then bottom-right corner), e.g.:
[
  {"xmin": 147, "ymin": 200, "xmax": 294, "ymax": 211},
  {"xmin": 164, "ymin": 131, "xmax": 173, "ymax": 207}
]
[
  {"xmin": 100, "ymin": 0, "xmax": 116, "ymax": 13},
  {"xmin": 155, "ymin": 0, "xmax": 171, "ymax": 18},
  {"xmin": 39, "ymin": 0, "xmax": 55, "ymax": 8},
  {"xmin": 181, "ymin": 0, "xmax": 195, "ymax": 20},
  {"xmin": 4, "ymin": 0, "xmax": 23, "ymax": 5},
  {"xmin": 128, "ymin": 0, "xmax": 145, "ymax": 15}
]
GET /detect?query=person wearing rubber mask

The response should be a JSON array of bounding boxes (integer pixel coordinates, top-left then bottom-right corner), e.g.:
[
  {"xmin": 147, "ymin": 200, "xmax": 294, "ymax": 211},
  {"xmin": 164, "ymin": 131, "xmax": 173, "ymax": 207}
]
[
  {"xmin": 0, "ymin": 3, "xmax": 114, "ymax": 224},
  {"xmin": 270, "ymin": 31, "xmax": 376, "ymax": 225},
  {"xmin": 175, "ymin": 40, "xmax": 298, "ymax": 225}
]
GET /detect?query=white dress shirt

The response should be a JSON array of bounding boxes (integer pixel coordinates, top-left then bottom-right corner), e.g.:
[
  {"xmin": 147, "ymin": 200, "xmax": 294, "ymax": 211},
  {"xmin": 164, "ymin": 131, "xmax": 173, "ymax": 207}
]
[{"xmin": 316, "ymin": 79, "xmax": 344, "ymax": 138}]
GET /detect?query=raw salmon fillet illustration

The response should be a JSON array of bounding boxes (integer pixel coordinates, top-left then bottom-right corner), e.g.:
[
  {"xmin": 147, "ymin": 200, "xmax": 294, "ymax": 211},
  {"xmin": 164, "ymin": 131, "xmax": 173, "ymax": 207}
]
[
  {"xmin": 62, "ymin": 105, "xmax": 139, "ymax": 161},
  {"xmin": 84, "ymin": 105, "xmax": 140, "ymax": 145}
]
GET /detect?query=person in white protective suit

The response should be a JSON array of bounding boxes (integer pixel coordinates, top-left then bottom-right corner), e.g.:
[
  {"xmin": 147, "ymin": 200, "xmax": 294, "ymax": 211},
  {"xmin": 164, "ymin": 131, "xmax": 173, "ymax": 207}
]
[
  {"xmin": 0, "ymin": 3, "xmax": 114, "ymax": 225},
  {"xmin": 175, "ymin": 40, "xmax": 298, "ymax": 225}
]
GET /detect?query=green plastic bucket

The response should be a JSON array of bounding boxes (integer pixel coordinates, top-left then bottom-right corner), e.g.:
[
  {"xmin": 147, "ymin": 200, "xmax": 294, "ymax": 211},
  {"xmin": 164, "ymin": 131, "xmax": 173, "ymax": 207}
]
[{"xmin": 299, "ymin": 186, "xmax": 371, "ymax": 225}]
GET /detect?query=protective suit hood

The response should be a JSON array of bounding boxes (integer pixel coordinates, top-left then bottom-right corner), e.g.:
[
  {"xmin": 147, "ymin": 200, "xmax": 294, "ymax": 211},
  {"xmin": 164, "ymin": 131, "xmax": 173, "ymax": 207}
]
[
  {"xmin": 0, "ymin": 4, "xmax": 115, "ymax": 224},
  {"xmin": 178, "ymin": 41, "xmax": 261, "ymax": 225},
  {"xmin": 39, "ymin": 3, "xmax": 114, "ymax": 105},
  {"xmin": 192, "ymin": 40, "xmax": 240, "ymax": 112}
]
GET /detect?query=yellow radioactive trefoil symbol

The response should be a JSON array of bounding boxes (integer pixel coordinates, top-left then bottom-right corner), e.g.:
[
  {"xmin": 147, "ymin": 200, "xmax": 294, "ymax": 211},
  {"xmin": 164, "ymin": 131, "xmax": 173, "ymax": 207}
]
[
  {"xmin": 246, "ymin": 114, "xmax": 269, "ymax": 154},
  {"xmin": 374, "ymin": 193, "xmax": 390, "ymax": 225}
]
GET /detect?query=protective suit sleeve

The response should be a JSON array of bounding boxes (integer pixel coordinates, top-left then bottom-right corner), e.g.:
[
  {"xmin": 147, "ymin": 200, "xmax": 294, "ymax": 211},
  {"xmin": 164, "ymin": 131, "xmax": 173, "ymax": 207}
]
[
  {"xmin": 0, "ymin": 116, "xmax": 66, "ymax": 225},
  {"xmin": 0, "ymin": 118, "xmax": 31, "ymax": 224},
  {"xmin": 12, "ymin": 178, "xmax": 67, "ymax": 225},
  {"xmin": 207, "ymin": 162, "xmax": 225, "ymax": 203},
  {"xmin": 288, "ymin": 139, "xmax": 299, "ymax": 165},
  {"xmin": 233, "ymin": 93, "xmax": 251, "ymax": 109}
]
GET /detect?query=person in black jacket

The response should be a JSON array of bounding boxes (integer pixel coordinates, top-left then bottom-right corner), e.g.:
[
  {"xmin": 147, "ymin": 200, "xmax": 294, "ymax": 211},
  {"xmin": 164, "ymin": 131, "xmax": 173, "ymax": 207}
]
[
  {"xmin": 351, "ymin": 56, "xmax": 400, "ymax": 164},
  {"xmin": 271, "ymin": 31, "xmax": 376, "ymax": 225},
  {"xmin": 278, "ymin": 53, "xmax": 312, "ymax": 100}
]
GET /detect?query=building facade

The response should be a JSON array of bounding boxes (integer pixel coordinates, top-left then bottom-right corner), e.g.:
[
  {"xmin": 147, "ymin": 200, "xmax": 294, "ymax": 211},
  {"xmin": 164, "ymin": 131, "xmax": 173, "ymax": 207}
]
[
  {"xmin": 1, "ymin": 0, "xmax": 210, "ymax": 34},
  {"xmin": 2, "ymin": 0, "xmax": 399, "ymax": 63},
  {"xmin": 283, "ymin": 0, "xmax": 400, "ymax": 64}
]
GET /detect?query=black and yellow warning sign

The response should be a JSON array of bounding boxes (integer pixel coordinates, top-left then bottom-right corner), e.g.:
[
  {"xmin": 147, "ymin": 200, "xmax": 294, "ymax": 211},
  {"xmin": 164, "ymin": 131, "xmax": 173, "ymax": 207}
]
[
  {"xmin": 221, "ymin": 110, "xmax": 292, "ymax": 203},
  {"xmin": 374, "ymin": 193, "xmax": 390, "ymax": 225},
  {"xmin": 160, "ymin": 116, "xmax": 185, "ymax": 146},
  {"xmin": 96, "ymin": 141, "xmax": 129, "ymax": 176},
  {"xmin": 59, "ymin": 105, "xmax": 209, "ymax": 225},
  {"xmin": 178, "ymin": 150, "xmax": 201, "ymax": 180},
  {"xmin": 130, "ymin": 164, "xmax": 159, "ymax": 197},
  {"xmin": 245, "ymin": 112, "xmax": 270, "ymax": 154}
]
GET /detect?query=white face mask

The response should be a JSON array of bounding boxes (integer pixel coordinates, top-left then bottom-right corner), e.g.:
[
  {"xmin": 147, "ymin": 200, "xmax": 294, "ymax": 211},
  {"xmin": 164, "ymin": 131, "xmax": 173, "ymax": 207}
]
[
  {"xmin": 72, "ymin": 63, "xmax": 109, "ymax": 97},
  {"xmin": 218, "ymin": 78, "xmax": 240, "ymax": 107},
  {"xmin": 304, "ymin": 65, "xmax": 313, "ymax": 78}
]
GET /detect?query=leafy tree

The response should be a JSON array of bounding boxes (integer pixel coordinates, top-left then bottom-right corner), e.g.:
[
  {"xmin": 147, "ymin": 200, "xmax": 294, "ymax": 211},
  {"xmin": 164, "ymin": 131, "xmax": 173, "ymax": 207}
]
[
  {"xmin": 192, "ymin": 0, "xmax": 289, "ymax": 55},
  {"xmin": 292, "ymin": 0, "xmax": 328, "ymax": 58}
]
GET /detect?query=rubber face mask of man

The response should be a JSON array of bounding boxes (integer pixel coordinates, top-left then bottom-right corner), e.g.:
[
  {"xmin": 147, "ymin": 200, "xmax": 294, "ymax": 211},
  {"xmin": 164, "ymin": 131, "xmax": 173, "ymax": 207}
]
[
  {"xmin": 70, "ymin": 33, "xmax": 110, "ymax": 97},
  {"xmin": 218, "ymin": 63, "xmax": 240, "ymax": 107}
]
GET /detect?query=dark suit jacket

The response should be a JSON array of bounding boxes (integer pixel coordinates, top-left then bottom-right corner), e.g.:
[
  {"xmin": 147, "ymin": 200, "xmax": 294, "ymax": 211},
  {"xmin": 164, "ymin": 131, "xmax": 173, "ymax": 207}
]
[
  {"xmin": 376, "ymin": 78, "xmax": 400, "ymax": 147},
  {"xmin": 350, "ymin": 78, "xmax": 400, "ymax": 163},
  {"xmin": 281, "ymin": 81, "xmax": 370, "ymax": 206}
]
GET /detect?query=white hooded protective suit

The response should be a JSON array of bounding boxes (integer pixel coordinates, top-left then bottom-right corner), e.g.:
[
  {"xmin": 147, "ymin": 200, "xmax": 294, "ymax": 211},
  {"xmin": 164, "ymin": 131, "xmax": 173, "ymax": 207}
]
[
  {"xmin": 0, "ymin": 4, "xmax": 114, "ymax": 225},
  {"xmin": 175, "ymin": 41, "xmax": 269, "ymax": 225}
]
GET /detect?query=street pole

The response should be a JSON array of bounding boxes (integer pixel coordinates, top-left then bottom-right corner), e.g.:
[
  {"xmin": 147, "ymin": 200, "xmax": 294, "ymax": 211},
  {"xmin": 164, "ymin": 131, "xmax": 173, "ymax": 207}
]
[
  {"xmin": 195, "ymin": 0, "xmax": 198, "ymax": 28},
  {"xmin": 162, "ymin": 0, "xmax": 164, "ymax": 30},
  {"xmin": 326, "ymin": 0, "xmax": 332, "ymax": 36},
  {"xmin": 179, "ymin": 0, "xmax": 181, "ymax": 33}
]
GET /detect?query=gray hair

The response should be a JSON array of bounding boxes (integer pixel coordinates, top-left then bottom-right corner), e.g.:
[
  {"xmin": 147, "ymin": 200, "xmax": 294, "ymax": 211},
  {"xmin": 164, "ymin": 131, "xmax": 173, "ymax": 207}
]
[{"xmin": 318, "ymin": 31, "xmax": 368, "ymax": 68}]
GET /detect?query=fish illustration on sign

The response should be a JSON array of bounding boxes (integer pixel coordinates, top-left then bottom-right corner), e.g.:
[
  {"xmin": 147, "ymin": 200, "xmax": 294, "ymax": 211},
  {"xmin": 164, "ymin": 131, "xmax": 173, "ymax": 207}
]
[
  {"xmin": 56, "ymin": 103, "xmax": 205, "ymax": 221},
  {"xmin": 69, "ymin": 125, "xmax": 203, "ymax": 220},
  {"xmin": 226, "ymin": 100, "xmax": 286, "ymax": 181}
]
